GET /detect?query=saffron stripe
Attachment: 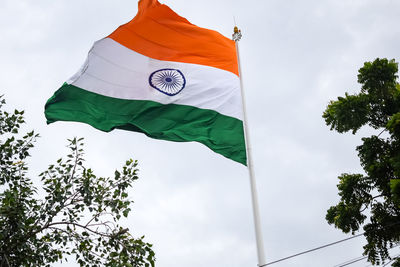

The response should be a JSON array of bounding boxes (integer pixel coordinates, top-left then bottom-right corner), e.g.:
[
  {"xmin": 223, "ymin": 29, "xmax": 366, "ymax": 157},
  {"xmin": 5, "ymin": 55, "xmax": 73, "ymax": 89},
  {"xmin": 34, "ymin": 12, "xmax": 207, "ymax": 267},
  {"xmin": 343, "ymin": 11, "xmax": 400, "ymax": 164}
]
[{"xmin": 108, "ymin": 0, "xmax": 238, "ymax": 75}]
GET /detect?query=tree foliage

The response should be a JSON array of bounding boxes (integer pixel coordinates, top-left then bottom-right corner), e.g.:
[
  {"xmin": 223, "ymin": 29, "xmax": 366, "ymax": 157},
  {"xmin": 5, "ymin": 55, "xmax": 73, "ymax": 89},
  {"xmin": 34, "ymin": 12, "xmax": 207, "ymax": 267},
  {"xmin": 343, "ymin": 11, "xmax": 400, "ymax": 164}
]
[
  {"xmin": 323, "ymin": 58, "xmax": 400, "ymax": 266},
  {"xmin": 0, "ymin": 97, "xmax": 155, "ymax": 266}
]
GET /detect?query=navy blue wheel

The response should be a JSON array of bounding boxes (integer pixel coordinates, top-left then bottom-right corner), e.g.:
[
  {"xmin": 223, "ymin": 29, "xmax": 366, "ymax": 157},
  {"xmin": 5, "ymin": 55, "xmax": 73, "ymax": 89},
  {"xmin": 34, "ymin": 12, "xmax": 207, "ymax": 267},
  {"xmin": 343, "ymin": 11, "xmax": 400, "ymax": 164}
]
[{"xmin": 149, "ymin": 68, "xmax": 186, "ymax": 96}]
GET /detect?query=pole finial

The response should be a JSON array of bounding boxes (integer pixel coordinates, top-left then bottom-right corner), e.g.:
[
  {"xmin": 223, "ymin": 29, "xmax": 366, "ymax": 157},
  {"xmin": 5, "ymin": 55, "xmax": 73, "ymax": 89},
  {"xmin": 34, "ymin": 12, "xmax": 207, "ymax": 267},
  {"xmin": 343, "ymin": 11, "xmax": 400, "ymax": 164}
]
[{"xmin": 232, "ymin": 26, "xmax": 242, "ymax": 42}]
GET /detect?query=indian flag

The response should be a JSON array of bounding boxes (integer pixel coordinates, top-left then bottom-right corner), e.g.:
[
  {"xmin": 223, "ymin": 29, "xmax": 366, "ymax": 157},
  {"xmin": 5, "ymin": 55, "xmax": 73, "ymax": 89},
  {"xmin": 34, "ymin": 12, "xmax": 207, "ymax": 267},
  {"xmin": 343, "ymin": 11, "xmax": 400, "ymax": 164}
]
[{"xmin": 45, "ymin": 0, "xmax": 246, "ymax": 165}]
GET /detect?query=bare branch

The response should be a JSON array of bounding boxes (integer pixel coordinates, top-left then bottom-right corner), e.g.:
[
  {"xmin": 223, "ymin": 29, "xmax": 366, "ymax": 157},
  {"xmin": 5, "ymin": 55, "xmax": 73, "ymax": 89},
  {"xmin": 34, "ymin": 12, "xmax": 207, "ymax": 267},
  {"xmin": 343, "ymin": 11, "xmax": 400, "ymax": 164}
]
[{"xmin": 46, "ymin": 222, "xmax": 113, "ymax": 238}]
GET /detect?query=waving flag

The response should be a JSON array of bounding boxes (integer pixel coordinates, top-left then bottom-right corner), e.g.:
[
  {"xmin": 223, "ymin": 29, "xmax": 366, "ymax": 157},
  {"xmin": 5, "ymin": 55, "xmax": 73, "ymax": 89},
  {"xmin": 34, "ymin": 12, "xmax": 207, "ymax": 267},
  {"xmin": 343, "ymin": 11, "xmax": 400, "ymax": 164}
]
[{"xmin": 45, "ymin": 0, "xmax": 246, "ymax": 165}]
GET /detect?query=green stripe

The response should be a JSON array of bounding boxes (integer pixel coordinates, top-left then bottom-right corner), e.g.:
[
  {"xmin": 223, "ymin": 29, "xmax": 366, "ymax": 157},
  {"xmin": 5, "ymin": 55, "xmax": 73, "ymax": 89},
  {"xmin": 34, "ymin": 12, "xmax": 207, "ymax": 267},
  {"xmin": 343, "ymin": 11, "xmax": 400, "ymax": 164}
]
[{"xmin": 45, "ymin": 83, "xmax": 247, "ymax": 165}]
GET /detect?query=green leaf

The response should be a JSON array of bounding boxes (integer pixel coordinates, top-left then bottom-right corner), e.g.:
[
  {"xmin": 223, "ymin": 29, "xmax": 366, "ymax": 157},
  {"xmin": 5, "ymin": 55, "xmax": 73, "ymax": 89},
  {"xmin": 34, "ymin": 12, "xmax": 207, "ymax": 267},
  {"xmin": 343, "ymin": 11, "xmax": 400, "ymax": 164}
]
[{"xmin": 390, "ymin": 179, "xmax": 400, "ymax": 207}]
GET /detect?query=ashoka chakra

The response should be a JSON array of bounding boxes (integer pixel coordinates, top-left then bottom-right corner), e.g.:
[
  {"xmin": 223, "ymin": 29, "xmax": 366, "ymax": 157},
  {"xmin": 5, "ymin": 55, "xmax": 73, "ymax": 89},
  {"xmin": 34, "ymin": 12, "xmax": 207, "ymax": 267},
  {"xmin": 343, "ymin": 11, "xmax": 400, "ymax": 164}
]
[{"xmin": 149, "ymin": 68, "xmax": 186, "ymax": 96}]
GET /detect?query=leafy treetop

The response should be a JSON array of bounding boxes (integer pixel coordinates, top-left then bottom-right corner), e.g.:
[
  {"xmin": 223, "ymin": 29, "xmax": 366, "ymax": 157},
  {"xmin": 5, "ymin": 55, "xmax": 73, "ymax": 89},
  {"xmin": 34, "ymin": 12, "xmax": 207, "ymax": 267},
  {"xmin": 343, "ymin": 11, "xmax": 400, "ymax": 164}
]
[
  {"xmin": 323, "ymin": 58, "xmax": 400, "ymax": 266},
  {"xmin": 0, "ymin": 97, "xmax": 155, "ymax": 267}
]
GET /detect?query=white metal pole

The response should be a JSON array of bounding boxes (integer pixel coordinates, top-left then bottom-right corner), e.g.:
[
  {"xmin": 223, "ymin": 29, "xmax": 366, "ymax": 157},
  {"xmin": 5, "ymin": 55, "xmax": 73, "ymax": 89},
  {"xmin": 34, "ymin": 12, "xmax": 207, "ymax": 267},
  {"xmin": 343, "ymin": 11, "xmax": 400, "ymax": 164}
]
[{"xmin": 232, "ymin": 26, "xmax": 266, "ymax": 267}]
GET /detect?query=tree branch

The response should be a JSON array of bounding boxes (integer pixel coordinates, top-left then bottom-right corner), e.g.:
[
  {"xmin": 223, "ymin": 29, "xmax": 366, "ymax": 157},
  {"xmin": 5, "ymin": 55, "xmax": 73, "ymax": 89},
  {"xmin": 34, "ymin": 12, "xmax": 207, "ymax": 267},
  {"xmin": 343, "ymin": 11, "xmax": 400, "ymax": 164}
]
[
  {"xmin": 360, "ymin": 194, "xmax": 384, "ymax": 212},
  {"xmin": 45, "ymin": 221, "xmax": 113, "ymax": 238}
]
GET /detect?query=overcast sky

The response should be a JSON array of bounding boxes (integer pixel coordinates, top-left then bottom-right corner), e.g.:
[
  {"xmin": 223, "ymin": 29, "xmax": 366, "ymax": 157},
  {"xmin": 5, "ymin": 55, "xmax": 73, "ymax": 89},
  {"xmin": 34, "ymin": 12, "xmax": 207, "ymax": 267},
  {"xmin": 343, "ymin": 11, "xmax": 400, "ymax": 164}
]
[{"xmin": 1, "ymin": 0, "xmax": 400, "ymax": 266}]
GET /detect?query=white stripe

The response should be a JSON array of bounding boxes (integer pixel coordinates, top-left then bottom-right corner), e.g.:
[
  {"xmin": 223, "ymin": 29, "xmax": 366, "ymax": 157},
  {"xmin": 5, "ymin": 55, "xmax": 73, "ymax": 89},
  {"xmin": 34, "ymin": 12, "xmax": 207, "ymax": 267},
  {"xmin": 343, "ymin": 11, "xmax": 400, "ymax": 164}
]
[{"xmin": 67, "ymin": 38, "xmax": 243, "ymax": 120}]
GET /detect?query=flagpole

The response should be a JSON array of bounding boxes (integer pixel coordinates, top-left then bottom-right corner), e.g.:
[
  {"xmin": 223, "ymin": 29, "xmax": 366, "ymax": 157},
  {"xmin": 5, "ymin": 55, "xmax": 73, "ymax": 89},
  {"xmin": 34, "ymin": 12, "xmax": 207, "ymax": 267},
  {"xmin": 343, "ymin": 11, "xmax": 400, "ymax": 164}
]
[{"xmin": 232, "ymin": 26, "xmax": 266, "ymax": 267}]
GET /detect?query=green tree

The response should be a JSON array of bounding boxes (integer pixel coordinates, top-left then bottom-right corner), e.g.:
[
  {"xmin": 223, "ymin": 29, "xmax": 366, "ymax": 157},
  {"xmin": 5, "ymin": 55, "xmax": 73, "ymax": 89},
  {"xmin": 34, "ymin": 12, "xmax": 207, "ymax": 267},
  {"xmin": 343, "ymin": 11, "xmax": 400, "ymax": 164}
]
[
  {"xmin": 0, "ymin": 97, "xmax": 155, "ymax": 267},
  {"xmin": 323, "ymin": 58, "xmax": 400, "ymax": 266}
]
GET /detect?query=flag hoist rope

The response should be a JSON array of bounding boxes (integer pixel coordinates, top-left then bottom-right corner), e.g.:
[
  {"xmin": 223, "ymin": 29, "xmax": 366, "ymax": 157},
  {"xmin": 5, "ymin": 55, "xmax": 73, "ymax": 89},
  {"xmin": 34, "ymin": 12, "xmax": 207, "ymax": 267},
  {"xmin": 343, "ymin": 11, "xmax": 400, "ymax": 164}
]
[{"xmin": 233, "ymin": 26, "xmax": 267, "ymax": 266}]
